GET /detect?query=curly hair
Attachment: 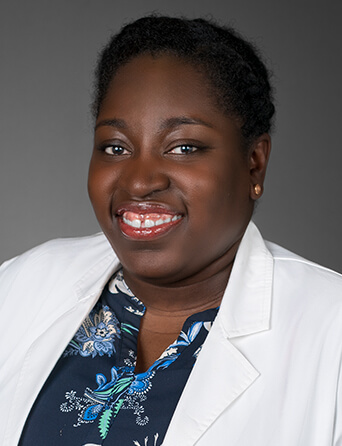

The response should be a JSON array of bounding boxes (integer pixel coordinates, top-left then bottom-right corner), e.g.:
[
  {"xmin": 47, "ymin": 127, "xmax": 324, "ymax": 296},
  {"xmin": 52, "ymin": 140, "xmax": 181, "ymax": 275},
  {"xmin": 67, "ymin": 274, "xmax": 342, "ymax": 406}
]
[{"xmin": 92, "ymin": 15, "xmax": 275, "ymax": 146}]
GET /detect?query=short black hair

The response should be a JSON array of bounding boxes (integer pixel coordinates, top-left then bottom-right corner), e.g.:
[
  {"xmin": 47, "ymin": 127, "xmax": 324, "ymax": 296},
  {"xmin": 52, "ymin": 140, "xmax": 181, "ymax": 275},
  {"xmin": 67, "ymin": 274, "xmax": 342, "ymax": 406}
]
[{"xmin": 93, "ymin": 15, "xmax": 275, "ymax": 146}]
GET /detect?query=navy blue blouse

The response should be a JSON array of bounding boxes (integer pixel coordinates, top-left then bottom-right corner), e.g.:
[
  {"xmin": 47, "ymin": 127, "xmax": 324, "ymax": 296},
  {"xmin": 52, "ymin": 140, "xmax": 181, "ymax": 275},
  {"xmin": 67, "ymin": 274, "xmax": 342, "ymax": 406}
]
[{"xmin": 19, "ymin": 270, "xmax": 218, "ymax": 446}]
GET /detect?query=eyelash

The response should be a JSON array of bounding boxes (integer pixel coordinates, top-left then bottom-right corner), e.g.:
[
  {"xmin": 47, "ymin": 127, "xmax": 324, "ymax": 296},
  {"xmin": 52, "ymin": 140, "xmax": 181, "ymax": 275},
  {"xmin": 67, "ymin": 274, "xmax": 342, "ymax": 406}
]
[{"xmin": 99, "ymin": 143, "xmax": 206, "ymax": 156}]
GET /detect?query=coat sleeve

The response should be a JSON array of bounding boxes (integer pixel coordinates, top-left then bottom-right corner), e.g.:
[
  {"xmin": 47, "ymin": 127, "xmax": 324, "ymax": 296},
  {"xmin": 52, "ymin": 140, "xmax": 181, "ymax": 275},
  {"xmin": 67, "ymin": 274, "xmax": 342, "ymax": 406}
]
[{"xmin": 333, "ymin": 345, "xmax": 342, "ymax": 445}]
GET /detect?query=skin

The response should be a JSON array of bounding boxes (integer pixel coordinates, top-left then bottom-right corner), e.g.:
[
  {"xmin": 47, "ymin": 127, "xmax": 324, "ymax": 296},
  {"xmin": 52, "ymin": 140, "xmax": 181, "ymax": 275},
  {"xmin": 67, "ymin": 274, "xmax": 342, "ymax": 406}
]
[{"xmin": 88, "ymin": 54, "xmax": 271, "ymax": 371}]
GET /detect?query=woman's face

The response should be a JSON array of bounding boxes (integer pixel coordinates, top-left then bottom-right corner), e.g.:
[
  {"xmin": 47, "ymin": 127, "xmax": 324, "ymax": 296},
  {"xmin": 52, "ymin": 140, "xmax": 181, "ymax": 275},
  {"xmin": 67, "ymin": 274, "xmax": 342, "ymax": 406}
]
[{"xmin": 88, "ymin": 54, "xmax": 266, "ymax": 285}]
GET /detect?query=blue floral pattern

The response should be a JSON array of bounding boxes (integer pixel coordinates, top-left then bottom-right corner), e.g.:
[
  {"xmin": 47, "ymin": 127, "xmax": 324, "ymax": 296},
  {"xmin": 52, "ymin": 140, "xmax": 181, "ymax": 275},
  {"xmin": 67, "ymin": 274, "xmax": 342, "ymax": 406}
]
[
  {"xmin": 60, "ymin": 317, "xmax": 209, "ymax": 438},
  {"xmin": 63, "ymin": 305, "xmax": 121, "ymax": 358}
]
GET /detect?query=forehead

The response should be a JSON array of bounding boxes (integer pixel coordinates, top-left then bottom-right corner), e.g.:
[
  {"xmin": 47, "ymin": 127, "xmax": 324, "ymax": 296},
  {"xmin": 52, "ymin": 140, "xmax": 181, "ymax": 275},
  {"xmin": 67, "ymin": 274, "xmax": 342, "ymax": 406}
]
[{"xmin": 99, "ymin": 54, "xmax": 222, "ymax": 121}]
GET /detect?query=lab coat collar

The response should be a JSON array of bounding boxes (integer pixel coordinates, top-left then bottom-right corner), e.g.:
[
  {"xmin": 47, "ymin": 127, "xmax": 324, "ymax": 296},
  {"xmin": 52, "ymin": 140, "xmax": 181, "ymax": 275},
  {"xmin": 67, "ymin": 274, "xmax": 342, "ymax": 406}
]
[
  {"xmin": 163, "ymin": 221, "xmax": 274, "ymax": 445},
  {"xmin": 219, "ymin": 220, "xmax": 274, "ymax": 338}
]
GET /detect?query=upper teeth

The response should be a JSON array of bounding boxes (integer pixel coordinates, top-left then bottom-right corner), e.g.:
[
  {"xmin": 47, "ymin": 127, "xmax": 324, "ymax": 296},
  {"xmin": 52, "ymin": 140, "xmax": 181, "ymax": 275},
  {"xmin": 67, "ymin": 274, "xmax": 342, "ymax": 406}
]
[
  {"xmin": 122, "ymin": 212, "xmax": 182, "ymax": 229},
  {"xmin": 123, "ymin": 217, "xmax": 141, "ymax": 228}
]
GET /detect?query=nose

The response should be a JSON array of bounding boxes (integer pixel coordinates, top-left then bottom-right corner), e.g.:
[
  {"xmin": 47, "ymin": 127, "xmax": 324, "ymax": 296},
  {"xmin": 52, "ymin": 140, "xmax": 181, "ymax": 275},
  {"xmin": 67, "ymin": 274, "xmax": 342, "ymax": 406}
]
[{"xmin": 119, "ymin": 154, "xmax": 170, "ymax": 199}]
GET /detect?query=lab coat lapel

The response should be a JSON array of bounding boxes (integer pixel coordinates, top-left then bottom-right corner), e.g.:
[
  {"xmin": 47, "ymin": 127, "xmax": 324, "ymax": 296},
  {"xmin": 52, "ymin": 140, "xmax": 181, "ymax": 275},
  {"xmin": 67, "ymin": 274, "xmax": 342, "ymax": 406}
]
[
  {"xmin": 6, "ymin": 250, "xmax": 119, "ymax": 446},
  {"xmin": 162, "ymin": 319, "xmax": 260, "ymax": 446},
  {"xmin": 163, "ymin": 222, "xmax": 274, "ymax": 446}
]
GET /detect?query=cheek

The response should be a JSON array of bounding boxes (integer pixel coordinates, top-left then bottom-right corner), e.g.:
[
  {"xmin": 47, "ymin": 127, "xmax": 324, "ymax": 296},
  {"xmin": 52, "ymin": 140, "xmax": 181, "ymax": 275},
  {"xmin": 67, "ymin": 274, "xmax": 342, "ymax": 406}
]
[
  {"xmin": 88, "ymin": 161, "xmax": 114, "ymax": 218},
  {"xmin": 189, "ymin": 161, "xmax": 249, "ymax": 215},
  {"xmin": 186, "ymin": 164, "xmax": 252, "ymax": 254}
]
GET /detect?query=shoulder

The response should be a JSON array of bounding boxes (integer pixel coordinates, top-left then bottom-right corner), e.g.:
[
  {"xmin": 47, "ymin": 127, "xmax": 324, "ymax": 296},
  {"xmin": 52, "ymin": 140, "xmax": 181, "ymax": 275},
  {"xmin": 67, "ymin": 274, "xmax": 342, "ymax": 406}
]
[
  {"xmin": 266, "ymin": 240, "xmax": 342, "ymax": 310},
  {"xmin": 267, "ymin": 240, "xmax": 342, "ymax": 283},
  {"xmin": 1, "ymin": 232, "xmax": 113, "ymax": 266},
  {"xmin": 0, "ymin": 233, "xmax": 115, "ymax": 288}
]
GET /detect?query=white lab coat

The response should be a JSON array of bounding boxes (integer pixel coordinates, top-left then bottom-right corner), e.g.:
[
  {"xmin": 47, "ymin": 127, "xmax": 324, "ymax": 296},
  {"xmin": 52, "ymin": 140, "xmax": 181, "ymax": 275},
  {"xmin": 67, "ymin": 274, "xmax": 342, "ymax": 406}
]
[{"xmin": 1, "ymin": 222, "xmax": 342, "ymax": 446}]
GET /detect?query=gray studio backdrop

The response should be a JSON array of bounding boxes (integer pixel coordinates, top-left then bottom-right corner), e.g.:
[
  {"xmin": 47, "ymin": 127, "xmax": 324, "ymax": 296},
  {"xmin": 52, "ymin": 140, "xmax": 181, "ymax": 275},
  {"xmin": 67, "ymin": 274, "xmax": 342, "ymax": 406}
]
[{"xmin": 1, "ymin": 0, "xmax": 341, "ymax": 272}]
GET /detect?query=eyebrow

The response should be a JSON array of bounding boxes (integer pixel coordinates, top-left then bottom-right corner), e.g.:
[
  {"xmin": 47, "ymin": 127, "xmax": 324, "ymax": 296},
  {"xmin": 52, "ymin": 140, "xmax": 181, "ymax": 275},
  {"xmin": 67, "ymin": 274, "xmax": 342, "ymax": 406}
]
[
  {"xmin": 95, "ymin": 118, "xmax": 127, "ymax": 131},
  {"xmin": 159, "ymin": 116, "xmax": 214, "ymax": 130},
  {"xmin": 95, "ymin": 115, "xmax": 213, "ymax": 132}
]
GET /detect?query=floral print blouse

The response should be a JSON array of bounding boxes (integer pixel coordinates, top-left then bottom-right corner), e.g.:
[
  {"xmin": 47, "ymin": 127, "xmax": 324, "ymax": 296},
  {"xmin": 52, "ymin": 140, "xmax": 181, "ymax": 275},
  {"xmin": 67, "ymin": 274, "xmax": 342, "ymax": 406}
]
[{"xmin": 19, "ymin": 269, "xmax": 218, "ymax": 446}]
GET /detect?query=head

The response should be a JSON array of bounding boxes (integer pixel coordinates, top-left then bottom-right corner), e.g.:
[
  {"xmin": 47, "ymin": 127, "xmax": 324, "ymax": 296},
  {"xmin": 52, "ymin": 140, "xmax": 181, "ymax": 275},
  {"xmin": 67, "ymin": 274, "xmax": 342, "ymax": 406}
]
[
  {"xmin": 88, "ymin": 16, "xmax": 275, "ymax": 286},
  {"xmin": 92, "ymin": 15, "xmax": 275, "ymax": 149}
]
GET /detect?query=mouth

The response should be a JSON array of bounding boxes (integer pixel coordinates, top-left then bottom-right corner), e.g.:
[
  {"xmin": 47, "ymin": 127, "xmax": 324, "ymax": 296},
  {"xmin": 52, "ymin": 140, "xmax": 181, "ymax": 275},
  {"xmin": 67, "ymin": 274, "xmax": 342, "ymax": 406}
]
[{"xmin": 115, "ymin": 204, "xmax": 183, "ymax": 240}]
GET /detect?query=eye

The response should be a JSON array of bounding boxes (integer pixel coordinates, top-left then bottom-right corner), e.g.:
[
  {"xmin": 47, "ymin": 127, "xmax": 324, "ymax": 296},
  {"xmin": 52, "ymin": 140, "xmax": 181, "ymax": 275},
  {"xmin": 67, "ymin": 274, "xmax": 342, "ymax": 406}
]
[
  {"xmin": 168, "ymin": 145, "xmax": 198, "ymax": 155},
  {"xmin": 103, "ymin": 145, "xmax": 130, "ymax": 156}
]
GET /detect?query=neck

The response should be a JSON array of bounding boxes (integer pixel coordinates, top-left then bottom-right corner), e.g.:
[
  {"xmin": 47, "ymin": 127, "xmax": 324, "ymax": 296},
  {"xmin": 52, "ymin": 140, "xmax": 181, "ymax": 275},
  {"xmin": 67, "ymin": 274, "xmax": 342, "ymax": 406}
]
[
  {"xmin": 123, "ymin": 241, "xmax": 240, "ymax": 374},
  {"xmin": 122, "ymin": 245, "xmax": 238, "ymax": 317}
]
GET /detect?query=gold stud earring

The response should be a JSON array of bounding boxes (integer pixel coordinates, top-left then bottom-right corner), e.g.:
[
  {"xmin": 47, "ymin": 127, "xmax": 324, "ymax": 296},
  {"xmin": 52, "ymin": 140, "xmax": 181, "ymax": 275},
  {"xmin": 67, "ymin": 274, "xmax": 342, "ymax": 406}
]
[{"xmin": 254, "ymin": 184, "xmax": 262, "ymax": 196}]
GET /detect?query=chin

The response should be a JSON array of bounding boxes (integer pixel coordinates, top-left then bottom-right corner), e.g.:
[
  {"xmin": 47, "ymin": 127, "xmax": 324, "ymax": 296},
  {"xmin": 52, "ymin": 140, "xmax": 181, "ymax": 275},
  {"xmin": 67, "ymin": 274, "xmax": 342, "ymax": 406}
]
[{"xmin": 119, "ymin": 251, "xmax": 189, "ymax": 285}]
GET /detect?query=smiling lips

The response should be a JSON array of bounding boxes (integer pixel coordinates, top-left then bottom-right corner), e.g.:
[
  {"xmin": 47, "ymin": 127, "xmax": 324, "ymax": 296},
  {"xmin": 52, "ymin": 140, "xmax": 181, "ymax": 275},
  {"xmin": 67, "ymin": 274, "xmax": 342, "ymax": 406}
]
[{"xmin": 118, "ymin": 210, "xmax": 183, "ymax": 240}]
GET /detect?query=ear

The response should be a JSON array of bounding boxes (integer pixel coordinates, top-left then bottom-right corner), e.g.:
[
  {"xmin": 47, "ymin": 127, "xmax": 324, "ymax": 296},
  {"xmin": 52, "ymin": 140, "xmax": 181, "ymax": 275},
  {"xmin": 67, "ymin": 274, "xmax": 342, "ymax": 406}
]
[{"xmin": 248, "ymin": 133, "xmax": 271, "ymax": 200}]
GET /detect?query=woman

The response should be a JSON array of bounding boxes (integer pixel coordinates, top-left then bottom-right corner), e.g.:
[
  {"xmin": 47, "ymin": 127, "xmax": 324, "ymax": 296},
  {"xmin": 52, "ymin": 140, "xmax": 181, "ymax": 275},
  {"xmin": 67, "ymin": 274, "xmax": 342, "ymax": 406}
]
[{"xmin": 1, "ymin": 15, "xmax": 342, "ymax": 446}]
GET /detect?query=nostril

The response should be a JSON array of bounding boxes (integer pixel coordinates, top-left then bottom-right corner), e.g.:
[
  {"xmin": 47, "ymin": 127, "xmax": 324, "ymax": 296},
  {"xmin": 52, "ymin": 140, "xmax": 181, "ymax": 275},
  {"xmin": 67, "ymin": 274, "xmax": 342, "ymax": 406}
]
[{"xmin": 122, "ymin": 163, "xmax": 170, "ymax": 198}]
